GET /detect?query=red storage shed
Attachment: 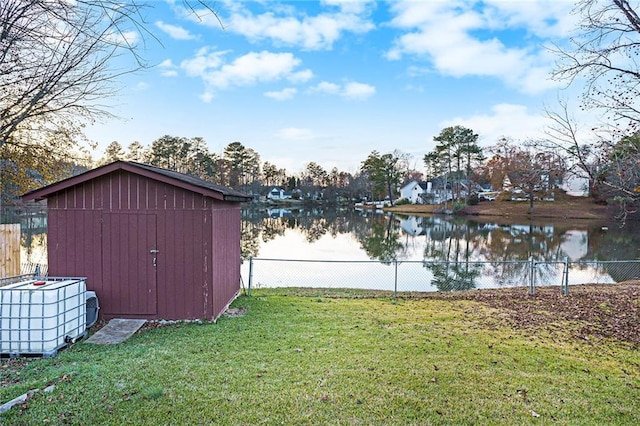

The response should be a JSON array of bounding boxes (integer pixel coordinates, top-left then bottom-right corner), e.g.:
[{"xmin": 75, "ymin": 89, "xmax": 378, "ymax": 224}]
[{"xmin": 22, "ymin": 161, "xmax": 252, "ymax": 321}]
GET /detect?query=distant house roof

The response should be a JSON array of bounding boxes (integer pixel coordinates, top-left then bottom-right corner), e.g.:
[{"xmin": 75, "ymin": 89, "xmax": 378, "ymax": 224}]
[
  {"xmin": 22, "ymin": 160, "xmax": 252, "ymax": 203},
  {"xmin": 401, "ymin": 180, "xmax": 428, "ymax": 191}
]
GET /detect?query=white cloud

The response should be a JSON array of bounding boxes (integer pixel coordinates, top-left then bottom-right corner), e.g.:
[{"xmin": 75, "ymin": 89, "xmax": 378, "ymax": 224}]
[
  {"xmin": 208, "ymin": 51, "xmax": 312, "ymax": 88},
  {"xmin": 196, "ymin": 2, "xmax": 374, "ymax": 50},
  {"xmin": 133, "ymin": 81, "xmax": 149, "ymax": 91},
  {"xmin": 265, "ymin": 88, "xmax": 297, "ymax": 100},
  {"xmin": 158, "ymin": 59, "xmax": 179, "ymax": 77},
  {"xmin": 441, "ymin": 103, "xmax": 548, "ymax": 145},
  {"xmin": 321, "ymin": 0, "xmax": 375, "ymax": 14},
  {"xmin": 311, "ymin": 81, "xmax": 341, "ymax": 95},
  {"xmin": 309, "ymin": 81, "xmax": 375, "ymax": 100},
  {"xmin": 386, "ymin": 1, "xmax": 571, "ymax": 94},
  {"xmin": 482, "ymin": 0, "xmax": 577, "ymax": 38},
  {"xmin": 180, "ymin": 49, "xmax": 313, "ymax": 99},
  {"xmin": 180, "ymin": 47, "xmax": 227, "ymax": 77},
  {"xmin": 106, "ymin": 30, "xmax": 139, "ymax": 46},
  {"xmin": 155, "ymin": 21, "xmax": 197, "ymax": 40},
  {"xmin": 276, "ymin": 127, "xmax": 315, "ymax": 141},
  {"xmin": 200, "ymin": 92, "xmax": 214, "ymax": 103},
  {"xmin": 342, "ymin": 82, "xmax": 375, "ymax": 100},
  {"xmin": 289, "ymin": 69, "xmax": 314, "ymax": 83}
]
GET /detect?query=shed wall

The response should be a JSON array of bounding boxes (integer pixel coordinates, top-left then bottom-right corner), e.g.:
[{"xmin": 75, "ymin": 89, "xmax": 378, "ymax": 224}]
[
  {"xmin": 46, "ymin": 170, "xmax": 241, "ymax": 320},
  {"xmin": 48, "ymin": 209, "xmax": 102, "ymax": 284},
  {"xmin": 211, "ymin": 205, "xmax": 243, "ymax": 318}
]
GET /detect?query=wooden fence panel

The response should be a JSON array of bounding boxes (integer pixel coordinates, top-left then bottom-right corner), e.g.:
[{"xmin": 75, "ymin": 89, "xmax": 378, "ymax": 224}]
[{"xmin": 0, "ymin": 224, "xmax": 20, "ymax": 277}]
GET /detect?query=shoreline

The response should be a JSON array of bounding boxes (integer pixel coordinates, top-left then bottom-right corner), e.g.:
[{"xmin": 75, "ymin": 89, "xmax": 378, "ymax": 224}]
[
  {"xmin": 253, "ymin": 195, "xmax": 618, "ymax": 222},
  {"xmin": 383, "ymin": 196, "xmax": 613, "ymax": 221}
]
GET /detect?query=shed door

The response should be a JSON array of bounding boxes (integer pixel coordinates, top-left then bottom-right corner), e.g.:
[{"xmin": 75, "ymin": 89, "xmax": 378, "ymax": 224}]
[{"xmin": 101, "ymin": 213, "xmax": 157, "ymax": 315}]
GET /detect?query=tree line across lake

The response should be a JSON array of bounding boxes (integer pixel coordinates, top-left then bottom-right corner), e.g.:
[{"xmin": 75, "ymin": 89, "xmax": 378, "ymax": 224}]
[{"xmin": 3, "ymin": 122, "xmax": 640, "ymax": 226}]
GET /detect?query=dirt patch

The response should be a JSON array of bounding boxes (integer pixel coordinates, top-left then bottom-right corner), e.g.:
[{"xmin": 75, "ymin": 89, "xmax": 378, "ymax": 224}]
[
  {"xmin": 422, "ymin": 283, "xmax": 640, "ymax": 347},
  {"xmin": 224, "ymin": 307, "xmax": 247, "ymax": 318}
]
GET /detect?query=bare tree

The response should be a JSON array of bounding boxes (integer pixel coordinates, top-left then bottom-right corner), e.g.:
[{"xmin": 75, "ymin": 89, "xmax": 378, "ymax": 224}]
[
  {"xmin": 551, "ymin": 0, "xmax": 640, "ymax": 130},
  {"xmin": 598, "ymin": 133, "xmax": 640, "ymax": 222},
  {"xmin": 1, "ymin": 1, "xmax": 143, "ymax": 148},
  {"xmin": 487, "ymin": 140, "xmax": 566, "ymax": 214},
  {"xmin": 0, "ymin": 0, "xmax": 219, "ymax": 203},
  {"xmin": 549, "ymin": 1, "xmax": 640, "ymax": 220},
  {"xmin": 538, "ymin": 99, "xmax": 605, "ymax": 198}
]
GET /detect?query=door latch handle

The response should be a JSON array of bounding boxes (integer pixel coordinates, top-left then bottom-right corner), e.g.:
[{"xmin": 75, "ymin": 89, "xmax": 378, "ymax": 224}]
[{"xmin": 150, "ymin": 249, "xmax": 160, "ymax": 254}]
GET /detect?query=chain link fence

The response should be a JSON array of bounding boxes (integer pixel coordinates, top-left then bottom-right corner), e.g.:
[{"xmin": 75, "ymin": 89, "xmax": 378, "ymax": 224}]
[
  {"xmin": 244, "ymin": 257, "xmax": 640, "ymax": 296},
  {"xmin": 0, "ymin": 264, "xmax": 49, "ymax": 288},
  {"xmin": 21, "ymin": 263, "xmax": 48, "ymax": 276}
]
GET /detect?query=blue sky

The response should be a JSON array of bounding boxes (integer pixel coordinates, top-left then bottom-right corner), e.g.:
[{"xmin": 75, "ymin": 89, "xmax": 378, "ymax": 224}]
[{"xmin": 86, "ymin": 0, "xmax": 583, "ymax": 174}]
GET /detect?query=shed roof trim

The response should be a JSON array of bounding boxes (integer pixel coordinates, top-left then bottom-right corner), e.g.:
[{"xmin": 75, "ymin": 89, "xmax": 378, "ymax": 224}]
[{"xmin": 22, "ymin": 161, "xmax": 252, "ymax": 202}]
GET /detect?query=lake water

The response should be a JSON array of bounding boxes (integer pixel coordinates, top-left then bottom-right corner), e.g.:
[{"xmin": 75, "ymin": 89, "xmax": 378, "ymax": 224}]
[
  {"xmin": 240, "ymin": 207, "xmax": 640, "ymax": 291},
  {"xmin": 241, "ymin": 206, "xmax": 639, "ymax": 262}
]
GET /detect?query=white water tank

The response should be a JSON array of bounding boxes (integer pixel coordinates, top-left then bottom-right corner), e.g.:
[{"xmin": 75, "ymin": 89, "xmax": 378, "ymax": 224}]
[{"xmin": 0, "ymin": 278, "xmax": 87, "ymax": 357}]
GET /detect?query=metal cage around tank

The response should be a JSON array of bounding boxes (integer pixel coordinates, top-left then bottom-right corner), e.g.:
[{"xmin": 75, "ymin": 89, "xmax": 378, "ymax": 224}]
[{"xmin": 0, "ymin": 277, "xmax": 88, "ymax": 358}]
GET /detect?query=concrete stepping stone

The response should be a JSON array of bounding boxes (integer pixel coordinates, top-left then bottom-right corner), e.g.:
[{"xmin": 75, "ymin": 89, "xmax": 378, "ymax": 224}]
[{"xmin": 85, "ymin": 319, "xmax": 147, "ymax": 344}]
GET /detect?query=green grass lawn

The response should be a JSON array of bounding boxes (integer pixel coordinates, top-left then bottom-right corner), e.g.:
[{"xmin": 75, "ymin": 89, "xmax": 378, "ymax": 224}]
[{"xmin": 2, "ymin": 288, "xmax": 639, "ymax": 425}]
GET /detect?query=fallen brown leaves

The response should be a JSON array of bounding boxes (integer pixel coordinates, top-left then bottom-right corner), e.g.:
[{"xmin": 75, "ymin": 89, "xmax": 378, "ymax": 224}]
[
  {"xmin": 426, "ymin": 282, "xmax": 640, "ymax": 347},
  {"xmin": 387, "ymin": 194, "xmax": 613, "ymax": 220},
  {"xmin": 1, "ymin": 359, "xmax": 28, "ymax": 387}
]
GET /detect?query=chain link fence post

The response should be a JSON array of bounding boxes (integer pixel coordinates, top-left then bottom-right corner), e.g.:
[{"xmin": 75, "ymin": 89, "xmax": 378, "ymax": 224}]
[
  {"xmin": 529, "ymin": 257, "xmax": 535, "ymax": 295},
  {"xmin": 563, "ymin": 257, "xmax": 570, "ymax": 296},
  {"xmin": 394, "ymin": 260, "xmax": 398, "ymax": 299},
  {"xmin": 248, "ymin": 256, "xmax": 254, "ymax": 296}
]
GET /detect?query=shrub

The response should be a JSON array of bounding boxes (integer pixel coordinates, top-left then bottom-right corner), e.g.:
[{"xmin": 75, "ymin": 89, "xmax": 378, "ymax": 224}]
[{"xmin": 452, "ymin": 200, "xmax": 467, "ymax": 213}]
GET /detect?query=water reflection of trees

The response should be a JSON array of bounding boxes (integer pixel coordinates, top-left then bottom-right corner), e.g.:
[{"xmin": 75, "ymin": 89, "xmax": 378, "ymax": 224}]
[
  {"xmin": 586, "ymin": 222, "xmax": 640, "ymax": 260},
  {"xmin": 419, "ymin": 217, "xmax": 484, "ymax": 290},
  {"xmin": 356, "ymin": 214, "xmax": 403, "ymax": 263},
  {"xmin": 417, "ymin": 217, "xmax": 608, "ymax": 288},
  {"xmin": 13, "ymin": 207, "xmax": 49, "ymax": 264},
  {"xmin": 241, "ymin": 207, "xmax": 411, "ymax": 262},
  {"xmin": 240, "ymin": 207, "xmax": 638, "ymax": 270},
  {"xmin": 424, "ymin": 261, "xmax": 482, "ymax": 291},
  {"xmin": 240, "ymin": 216, "xmax": 261, "ymax": 260},
  {"xmin": 241, "ymin": 207, "xmax": 368, "ymax": 260}
]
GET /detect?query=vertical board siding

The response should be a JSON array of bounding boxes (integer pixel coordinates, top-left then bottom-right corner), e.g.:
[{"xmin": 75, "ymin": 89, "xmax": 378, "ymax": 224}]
[
  {"xmin": 203, "ymin": 210, "xmax": 213, "ymax": 318},
  {"xmin": 211, "ymin": 205, "xmax": 242, "ymax": 319},
  {"xmin": 158, "ymin": 211, "xmax": 176, "ymax": 316},
  {"xmin": 45, "ymin": 168, "xmax": 242, "ymax": 320},
  {"xmin": 51, "ymin": 172, "xmax": 216, "ymax": 212},
  {"xmin": 47, "ymin": 208, "xmax": 102, "ymax": 282}
]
